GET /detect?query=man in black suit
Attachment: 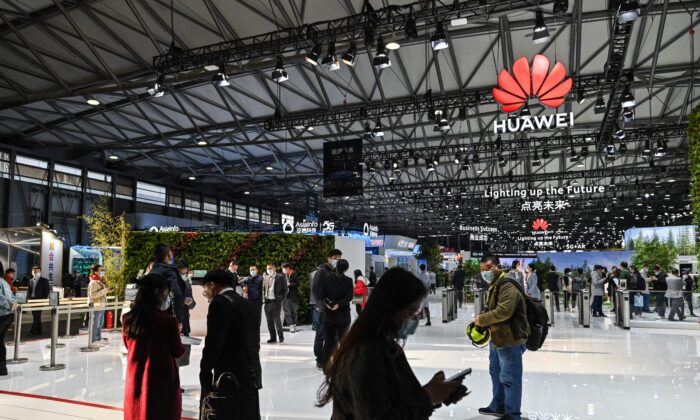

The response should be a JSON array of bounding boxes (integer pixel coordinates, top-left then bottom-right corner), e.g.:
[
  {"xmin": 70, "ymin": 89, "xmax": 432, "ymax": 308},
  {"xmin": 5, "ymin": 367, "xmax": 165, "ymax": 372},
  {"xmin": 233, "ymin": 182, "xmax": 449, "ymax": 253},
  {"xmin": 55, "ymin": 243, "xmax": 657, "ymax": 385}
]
[
  {"xmin": 228, "ymin": 260, "xmax": 241, "ymax": 293},
  {"xmin": 199, "ymin": 270, "xmax": 261, "ymax": 417},
  {"xmin": 263, "ymin": 263, "xmax": 287, "ymax": 344},
  {"xmin": 453, "ymin": 264, "xmax": 466, "ymax": 307},
  {"xmin": 367, "ymin": 266, "xmax": 377, "ymax": 287},
  {"xmin": 28, "ymin": 265, "xmax": 49, "ymax": 335}
]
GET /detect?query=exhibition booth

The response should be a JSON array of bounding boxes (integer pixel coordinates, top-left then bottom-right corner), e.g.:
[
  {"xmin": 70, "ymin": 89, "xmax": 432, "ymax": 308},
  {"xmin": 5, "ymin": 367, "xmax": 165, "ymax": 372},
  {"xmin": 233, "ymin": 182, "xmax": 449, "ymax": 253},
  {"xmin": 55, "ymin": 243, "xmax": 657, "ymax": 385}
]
[{"xmin": 0, "ymin": 226, "xmax": 63, "ymax": 287}]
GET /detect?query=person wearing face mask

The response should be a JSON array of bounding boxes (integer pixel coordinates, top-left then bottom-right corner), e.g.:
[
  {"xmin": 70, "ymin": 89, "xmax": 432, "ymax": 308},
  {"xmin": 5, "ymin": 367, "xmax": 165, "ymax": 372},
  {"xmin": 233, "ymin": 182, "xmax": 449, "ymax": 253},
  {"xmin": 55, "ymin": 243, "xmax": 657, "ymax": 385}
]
[
  {"xmin": 0, "ymin": 261, "xmax": 18, "ymax": 376},
  {"xmin": 317, "ymin": 267, "xmax": 466, "ymax": 418},
  {"xmin": 199, "ymin": 270, "xmax": 262, "ymax": 419},
  {"xmin": 417, "ymin": 264, "xmax": 432, "ymax": 326},
  {"xmin": 263, "ymin": 263, "xmax": 287, "ymax": 344},
  {"xmin": 590, "ymin": 265, "xmax": 606, "ymax": 317},
  {"xmin": 28, "ymin": 265, "xmax": 49, "ymax": 336},
  {"xmin": 281, "ymin": 262, "xmax": 300, "ymax": 333},
  {"xmin": 475, "ymin": 255, "xmax": 529, "ymax": 420},
  {"xmin": 525, "ymin": 263, "xmax": 540, "ymax": 300},
  {"xmin": 87, "ymin": 264, "xmax": 111, "ymax": 347},
  {"xmin": 123, "ymin": 273, "xmax": 185, "ymax": 420},
  {"xmin": 149, "ymin": 244, "xmax": 187, "ymax": 334},
  {"xmin": 176, "ymin": 260, "xmax": 196, "ymax": 337},
  {"xmin": 243, "ymin": 264, "xmax": 264, "ymax": 325},
  {"xmin": 312, "ymin": 249, "xmax": 342, "ymax": 369}
]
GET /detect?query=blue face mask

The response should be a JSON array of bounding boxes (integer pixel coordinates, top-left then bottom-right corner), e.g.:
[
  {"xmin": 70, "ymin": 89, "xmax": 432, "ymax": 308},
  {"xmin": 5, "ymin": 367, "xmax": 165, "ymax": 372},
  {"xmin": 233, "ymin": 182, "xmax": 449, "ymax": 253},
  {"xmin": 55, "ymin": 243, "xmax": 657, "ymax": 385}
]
[
  {"xmin": 481, "ymin": 271, "xmax": 494, "ymax": 283},
  {"xmin": 396, "ymin": 318, "xmax": 419, "ymax": 340}
]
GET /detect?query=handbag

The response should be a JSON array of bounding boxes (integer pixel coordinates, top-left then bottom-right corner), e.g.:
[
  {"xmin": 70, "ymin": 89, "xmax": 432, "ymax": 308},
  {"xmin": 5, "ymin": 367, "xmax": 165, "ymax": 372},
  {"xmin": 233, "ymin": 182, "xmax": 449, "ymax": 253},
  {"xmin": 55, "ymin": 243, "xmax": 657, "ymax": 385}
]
[
  {"xmin": 352, "ymin": 294, "xmax": 364, "ymax": 304},
  {"xmin": 633, "ymin": 294, "xmax": 644, "ymax": 308},
  {"xmin": 200, "ymin": 293, "xmax": 259, "ymax": 420}
]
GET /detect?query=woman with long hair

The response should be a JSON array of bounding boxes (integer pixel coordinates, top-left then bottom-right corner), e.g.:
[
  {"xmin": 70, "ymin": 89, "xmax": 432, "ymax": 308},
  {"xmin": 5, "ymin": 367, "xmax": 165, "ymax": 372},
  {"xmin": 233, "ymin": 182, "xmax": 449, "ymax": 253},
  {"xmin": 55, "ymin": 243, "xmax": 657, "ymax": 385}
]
[
  {"xmin": 352, "ymin": 269, "xmax": 368, "ymax": 315},
  {"xmin": 318, "ymin": 267, "xmax": 464, "ymax": 419},
  {"xmin": 123, "ymin": 273, "xmax": 185, "ymax": 420}
]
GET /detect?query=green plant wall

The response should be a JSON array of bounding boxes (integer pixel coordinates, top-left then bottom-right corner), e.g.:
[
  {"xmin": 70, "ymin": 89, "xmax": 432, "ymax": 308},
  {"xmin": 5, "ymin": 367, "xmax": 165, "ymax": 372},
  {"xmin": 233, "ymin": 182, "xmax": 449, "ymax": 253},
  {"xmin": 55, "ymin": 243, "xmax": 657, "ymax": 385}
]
[
  {"xmin": 123, "ymin": 232, "xmax": 335, "ymax": 323},
  {"xmin": 689, "ymin": 104, "xmax": 700, "ymax": 262}
]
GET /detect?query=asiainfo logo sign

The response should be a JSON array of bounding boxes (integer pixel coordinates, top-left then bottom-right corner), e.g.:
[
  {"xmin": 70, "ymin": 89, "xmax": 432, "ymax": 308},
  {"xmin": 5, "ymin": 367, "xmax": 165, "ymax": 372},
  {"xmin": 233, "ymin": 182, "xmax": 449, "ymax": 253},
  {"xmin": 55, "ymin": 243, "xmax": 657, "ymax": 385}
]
[
  {"xmin": 492, "ymin": 54, "xmax": 574, "ymax": 134},
  {"xmin": 532, "ymin": 218, "xmax": 550, "ymax": 231}
]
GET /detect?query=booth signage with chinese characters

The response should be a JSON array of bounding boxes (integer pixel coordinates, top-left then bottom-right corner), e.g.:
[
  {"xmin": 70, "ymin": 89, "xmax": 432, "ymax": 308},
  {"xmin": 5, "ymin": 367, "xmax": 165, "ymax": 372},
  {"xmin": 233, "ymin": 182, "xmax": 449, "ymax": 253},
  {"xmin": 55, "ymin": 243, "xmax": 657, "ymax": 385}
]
[
  {"xmin": 41, "ymin": 230, "xmax": 63, "ymax": 288},
  {"xmin": 484, "ymin": 185, "xmax": 606, "ymax": 212},
  {"xmin": 492, "ymin": 54, "xmax": 574, "ymax": 134},
  {"xmin": 282, "ymin": 219, "xmax": 336, "ymax": 234}
]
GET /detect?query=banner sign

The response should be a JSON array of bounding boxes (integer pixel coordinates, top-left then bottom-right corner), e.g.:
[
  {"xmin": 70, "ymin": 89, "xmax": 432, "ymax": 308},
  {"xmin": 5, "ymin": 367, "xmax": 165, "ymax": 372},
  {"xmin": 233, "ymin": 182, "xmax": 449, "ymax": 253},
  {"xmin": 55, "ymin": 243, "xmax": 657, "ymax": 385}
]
[
  {"xmin": 323, "ymin": 139, "xmax": 363, "ymax": 198},
  {"xmin": 41, "ymin": 230, "xmax": 63, "ymax": 288},
  {"xmin": 459, "ymin": 225, "xmax": 498, "ymax": 233},
  {"xmin": 484, "ymin": 185, "xmax": 606, "ymax": 213},
  {"xmin": 282, "ymin": 219, "xmax": 336, "ymax": 235},
  {"xmin": 363, "ymin": 223, "xmax": 379, "ymax": 238},
  {"xmin": 149, "ymin": 226, "xmax": 180, "ymax": 232}
]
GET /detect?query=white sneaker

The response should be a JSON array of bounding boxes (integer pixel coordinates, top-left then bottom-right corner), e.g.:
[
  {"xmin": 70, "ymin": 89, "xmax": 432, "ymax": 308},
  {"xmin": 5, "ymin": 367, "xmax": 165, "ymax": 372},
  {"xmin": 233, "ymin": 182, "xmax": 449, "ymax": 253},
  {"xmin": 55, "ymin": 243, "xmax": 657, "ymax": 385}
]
[{"xmin": 291, "ymin": 325, "xmax": 297, "ymax": 333}]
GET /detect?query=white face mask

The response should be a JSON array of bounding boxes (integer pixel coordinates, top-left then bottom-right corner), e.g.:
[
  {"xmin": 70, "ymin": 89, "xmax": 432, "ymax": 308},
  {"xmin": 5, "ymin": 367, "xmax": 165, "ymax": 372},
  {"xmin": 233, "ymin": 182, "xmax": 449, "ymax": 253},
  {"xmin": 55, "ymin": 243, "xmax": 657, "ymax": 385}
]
[
  {"xmin": 160, "ymin": 294, "xmax": 171, "ymax": 311},
  {"xmin": 330, "ymin": 259, "xmax": 338, "ymax": 269},
  {"xmin": 282, "ymin": 268, "xmax": 289, "ymax": 275},
  {"xmin": 33, "ymin": 272, "xmax": 41, "ymax": 279},
  {"xmin": 249, "ymin": 270, "xmax": 258, "ymax": 277},
  {"xmin": 98, "ymin": 271, "xmax": 105, "ymax": 279},
  {"xmin": 267, "ymin": 269, "xmax": 275, "ymax": 276},
  {"xmin": 481, "ymin": 271, "xmax": 494, "ymax": 283}
]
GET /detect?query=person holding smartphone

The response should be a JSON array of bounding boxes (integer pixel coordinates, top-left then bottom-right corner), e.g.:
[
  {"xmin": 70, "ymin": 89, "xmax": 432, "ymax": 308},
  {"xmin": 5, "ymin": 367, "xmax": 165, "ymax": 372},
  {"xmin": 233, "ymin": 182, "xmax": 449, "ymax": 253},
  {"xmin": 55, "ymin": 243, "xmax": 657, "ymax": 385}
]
[{"xmin": 317, "ymin": 268, "xmax": 466, "ymax": 419}]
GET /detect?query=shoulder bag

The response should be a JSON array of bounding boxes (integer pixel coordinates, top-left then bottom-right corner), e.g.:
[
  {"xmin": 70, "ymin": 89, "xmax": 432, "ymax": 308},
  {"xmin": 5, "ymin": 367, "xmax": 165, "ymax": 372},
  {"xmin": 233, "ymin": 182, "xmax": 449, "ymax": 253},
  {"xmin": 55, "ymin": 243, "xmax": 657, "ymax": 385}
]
[{"xmin": 200, "ymin": 293, "xmax": 260, "ymax": 420}]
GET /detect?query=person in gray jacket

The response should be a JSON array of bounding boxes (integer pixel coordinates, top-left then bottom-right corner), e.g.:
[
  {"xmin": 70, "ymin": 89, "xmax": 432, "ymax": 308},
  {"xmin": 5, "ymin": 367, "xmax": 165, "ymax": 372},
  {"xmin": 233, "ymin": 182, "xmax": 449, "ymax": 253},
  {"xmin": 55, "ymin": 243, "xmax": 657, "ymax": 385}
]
[
  {"xmin": 665, "ymin": 268, "xmax": 685, "ymax": 321},
  {"xmin": 525, "ymin": 263, "xmax": 540, "ymax": 300},
  {"xmin": 591, "ymin": 265, "xmax": 606, "ymax": 317},
  {"xmin": 508, "ymin": 260, "xmax": 525, "ymax": 290}
]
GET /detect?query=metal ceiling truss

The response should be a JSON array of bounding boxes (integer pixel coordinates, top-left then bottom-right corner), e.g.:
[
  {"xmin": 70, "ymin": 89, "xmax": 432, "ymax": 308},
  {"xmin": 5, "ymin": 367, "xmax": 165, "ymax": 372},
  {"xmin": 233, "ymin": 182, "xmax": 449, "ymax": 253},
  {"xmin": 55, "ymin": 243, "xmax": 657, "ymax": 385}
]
[{"xmin": 152, "ymin": 0, "xmax": 555, "ymax": 75}]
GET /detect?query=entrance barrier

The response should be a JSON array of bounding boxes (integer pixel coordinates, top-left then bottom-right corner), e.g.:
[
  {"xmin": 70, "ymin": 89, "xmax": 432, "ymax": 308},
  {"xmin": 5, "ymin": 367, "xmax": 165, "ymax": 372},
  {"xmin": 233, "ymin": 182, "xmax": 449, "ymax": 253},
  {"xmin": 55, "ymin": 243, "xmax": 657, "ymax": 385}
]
[
  {"xmin": 441, "ymin": 289, "xmax": 458, "ymax": 323},
  {"xmin": 39, "ymin": 306, "xmax": 66, "ymax": 371},
  {"xmin": 578, "ymin": 291, "xmax": 590, "ymax": 328},
  {"xmin": 544, "ymin": 289, "xmax": 554, "ymax": 326},
  {"xmin": 615, "ymin": 291, "xmax": 631, "ymax": 330},
  {"xmin": 473, "ymin": 290, "xmax": 485, "ymax": 319},
  {"xmin": 80, "ymin": 302, "xmax": 99, "ymax": 353}
]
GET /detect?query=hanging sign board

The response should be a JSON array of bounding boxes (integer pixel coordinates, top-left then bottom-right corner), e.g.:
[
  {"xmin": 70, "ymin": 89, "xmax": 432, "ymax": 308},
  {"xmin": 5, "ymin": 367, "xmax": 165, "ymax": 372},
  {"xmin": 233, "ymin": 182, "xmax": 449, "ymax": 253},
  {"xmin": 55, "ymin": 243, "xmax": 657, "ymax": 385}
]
[
  {"xmin": 41, "ymin": 230, "xmax": 63, "ymax": 288},
  {"xmin": 323, "ymin": 139, "xmax": 363, "ymax": 198}
]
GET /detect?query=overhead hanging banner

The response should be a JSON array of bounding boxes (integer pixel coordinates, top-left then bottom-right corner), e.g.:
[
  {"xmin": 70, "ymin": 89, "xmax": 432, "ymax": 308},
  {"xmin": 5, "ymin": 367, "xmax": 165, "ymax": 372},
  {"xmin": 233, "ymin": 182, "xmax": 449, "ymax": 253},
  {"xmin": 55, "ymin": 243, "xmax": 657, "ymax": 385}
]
[
  {"xmin": 484, "ymin": 185, "xmax": 606, "ymax": 213},
  {"xmin": 323, "ymin": 139, "xmax": 363, "ymax": 198}
]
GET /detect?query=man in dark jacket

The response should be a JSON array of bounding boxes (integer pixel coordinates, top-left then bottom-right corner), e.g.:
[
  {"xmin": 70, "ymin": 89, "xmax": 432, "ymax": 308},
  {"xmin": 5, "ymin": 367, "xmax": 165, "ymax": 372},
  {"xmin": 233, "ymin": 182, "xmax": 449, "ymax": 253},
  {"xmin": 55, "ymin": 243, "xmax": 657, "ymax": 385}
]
[
  {"xmin": 651, "ymin": 265, "xmax": 668, "ymax": 318},
  {"xmin": 200, "ymin": 270, "xmax": 261, "ymax": 417},
  {"xmin": 281, "ymin": 262, "xmax": 300, "ymax": 333},
  {"xmin": 243, "ymin": 264, "xmax": 264, "ymax": 325},
  {"xmin": 683, "ymin": 271, "xmax": 696, "ymax": 316},
  {"xmin": 149, "ymin": 244, "xmax": 187, "ymax": 332},
  {"xmin": 453, "ymin": 265, "xmax": 466, "ymax": 307},
  {"xmin": 476, "ymin": 255, "xmax": 529, "ymax": 420},
  {"xmin": 312, "ymin": 249, "xmax": 342, "ymax": 369},
  {"xmin": 28, "ymin": 266, "xmax": 49, "ymax": 335},
  {"xmin": 367, "ymin": 266, "xmax": 377, "ymax": 287},
  {"xmin": 176, "ymin": 260, "xmax": 196, "ymax": 337},
  {"xmin": 263, "ymin": 263, "xmax": 288, "ymax": 344},
  {"xmin": 546, "ymin": 265, "xmax": 561, "ymax": 312},
  {"xmin": 316, "ymin": 258, "xmax": 353, "ymax": 369}
]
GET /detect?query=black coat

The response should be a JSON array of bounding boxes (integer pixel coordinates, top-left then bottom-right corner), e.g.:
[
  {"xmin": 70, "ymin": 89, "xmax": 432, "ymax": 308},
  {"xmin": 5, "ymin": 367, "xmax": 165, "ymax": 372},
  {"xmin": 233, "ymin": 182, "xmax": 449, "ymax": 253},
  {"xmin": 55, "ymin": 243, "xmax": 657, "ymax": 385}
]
[
  {"xmin": 546, "ymin": 272, "xmax": 560, "ymax": 292},
  {"xmin": 453, "ymin": 269, "xmax": 466, "ymax": 290},
  {"xmin": 200, "ymin": 290, "xmax": 262, "ymax": 395},
  {"xmin": 286, "ymin": 271, "xmax": 300, "ymax": 302},
  {"xmin": 316, "ymin": 272, "xmax": 354, "ymax": 324},
  {"xmin": 653, "ymin": 273, "xmax": 668, "ymax": 291},
  {"xmin": 368, "ymin": 271, "xmax": 378, "ymax": 287},
  {"xmin": 243, "ymin": 274, "xmax": 264, "ymax": 302},
  {"xmin": 30, "ymin": 276, "xmax": 50, "ymax": 299},
  {"xmin": 150, "ymin": 262, "xmax": 187, "ymax": 324}
]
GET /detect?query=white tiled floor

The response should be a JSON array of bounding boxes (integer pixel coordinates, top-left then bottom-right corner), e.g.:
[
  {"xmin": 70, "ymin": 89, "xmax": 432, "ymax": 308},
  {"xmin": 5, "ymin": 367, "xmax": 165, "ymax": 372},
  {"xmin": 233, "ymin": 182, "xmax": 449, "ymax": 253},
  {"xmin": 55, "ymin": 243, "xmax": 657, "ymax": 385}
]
[{"xmin": 2, "ymin": 299, "xmax": 700, "ymax": 420}]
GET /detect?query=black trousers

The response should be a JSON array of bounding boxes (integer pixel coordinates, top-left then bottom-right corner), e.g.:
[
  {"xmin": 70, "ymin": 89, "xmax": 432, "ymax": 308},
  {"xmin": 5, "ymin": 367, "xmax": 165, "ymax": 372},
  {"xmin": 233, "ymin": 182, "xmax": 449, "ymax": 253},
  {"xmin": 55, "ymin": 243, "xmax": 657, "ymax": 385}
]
[
  {"xmin": 552, "ymin": 292, "xmax": 560, "ymax": 311},
  {"xmin": 456, "ymin": 288, "xmax": 464, "ymax": 306},
  {"xmin": 0, "ymin": 314, "xmax": 13, "ymax": 367},
  {"xmin": 264, "ymin": 300, "xmax": 283, "ymax": 341},
  {"xmin": 31, "ymin": 311, "xmax": 42, "ymax": 334},
  {"xmin": 563, "ymin": 291, "xmax": 572, "ymax": 310},
  {"xmin": 570, "ymin": 292, "xmax": 578, "ymax": 308},
  {"xmin": 314, "ymin": 310, "xmax": 325, "ymax": 364},
  {"xmin": 685, "ymin": 292, "xmax": 695, "ymax": 315},
  {"xmin": 252, "ymin": 300, "xmax": 263, "ymax": 326},
  {"xmin": 322, "ymin": 320, "xmax": 349, "ymax": 366}
]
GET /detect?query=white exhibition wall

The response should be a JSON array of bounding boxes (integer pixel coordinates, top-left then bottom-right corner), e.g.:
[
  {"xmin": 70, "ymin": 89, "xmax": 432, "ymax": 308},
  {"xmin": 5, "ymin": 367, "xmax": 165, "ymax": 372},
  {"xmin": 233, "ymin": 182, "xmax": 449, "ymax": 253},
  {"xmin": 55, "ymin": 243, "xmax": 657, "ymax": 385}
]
[{"xmin": 334, "ymin": 236, "xmax": 366, "ymax": 280}]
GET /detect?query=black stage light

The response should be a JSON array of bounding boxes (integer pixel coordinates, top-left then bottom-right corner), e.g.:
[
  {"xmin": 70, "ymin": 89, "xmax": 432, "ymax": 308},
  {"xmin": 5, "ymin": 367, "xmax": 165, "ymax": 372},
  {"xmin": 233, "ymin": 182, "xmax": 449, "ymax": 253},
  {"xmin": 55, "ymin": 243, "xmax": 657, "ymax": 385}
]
[
  {"xmin": 342, "ymin": 42, "xmax": 357, "ymax": 66},
  {"xmin": 404, "ymin": 12, "xmax": 418, "ymax": 39},
  {"xmin": 594, "ymin": 97, "xmax": 607, "ymax": 114},
  {"xmin": 532, "ymin": 9, "xmax": 550, "ymax": 45},
  {"xmin": 373, "ymin": 35, "xmax": 391, "ymax": 69},
  {"xmin": 431, "ymin": 21, "xmax": 448, "ymax": 50},
  {"xmin": 272, "ymin": 57, "xmax": 289, "ymax": 82},
  {"xmin": 532, "ymin": 150, "xmax": 541, "ymax": 166},
  {"xmin": 147, "ymin": 75, "xmax": 165, "ymax": 97},
  {"xmin": 618, "ymin": 0, "xmax": 641, "ymax": 23},
  {"xmin": 372, "ymin": 119, "xmax": 384, "ymax": 137},
  {"xmin": 621, "ymin": 85, "xmax": 636, "ymax": 107},
  {"xmin": 321, "ymin": 41, "xmax": 340, "ymax": 71},
  {"xmin": 305, "ymin": 43, "xmax": 322, "ymax": 65}
]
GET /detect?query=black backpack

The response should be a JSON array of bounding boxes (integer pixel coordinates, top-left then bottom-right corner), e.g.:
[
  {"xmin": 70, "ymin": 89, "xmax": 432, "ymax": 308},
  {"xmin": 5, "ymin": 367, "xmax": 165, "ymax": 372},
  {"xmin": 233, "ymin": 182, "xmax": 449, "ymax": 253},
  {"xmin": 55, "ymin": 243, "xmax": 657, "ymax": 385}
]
[{"xmin": 494, "ymin": 277, "xmax": 549, "ymax": 351}]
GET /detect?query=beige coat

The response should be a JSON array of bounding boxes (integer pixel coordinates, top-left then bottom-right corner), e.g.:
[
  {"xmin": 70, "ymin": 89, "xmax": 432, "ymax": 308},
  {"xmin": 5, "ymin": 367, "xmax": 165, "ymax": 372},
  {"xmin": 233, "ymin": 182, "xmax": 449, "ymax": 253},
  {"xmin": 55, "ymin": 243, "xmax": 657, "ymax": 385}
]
[{"xmin": 88, "ymin": 279, "xmax": 109, "ymax": 307}]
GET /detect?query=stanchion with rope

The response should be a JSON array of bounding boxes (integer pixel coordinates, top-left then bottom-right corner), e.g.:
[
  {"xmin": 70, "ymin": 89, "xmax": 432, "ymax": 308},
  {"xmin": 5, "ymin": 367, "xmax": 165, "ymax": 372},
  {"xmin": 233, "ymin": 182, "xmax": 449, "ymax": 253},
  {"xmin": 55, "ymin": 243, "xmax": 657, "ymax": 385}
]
[
  {"xmin": 7, "ymin": 304, "xmax": 28, "ymax": 365},
  {"xmin": 39, "ymin": 298, "xmax": 66, "ymax": 371},
  {"xmin": 45, "ymin": 303, "xmax": 65, "ymax": 349},
  {"xmin": 60, "ymin": 298, "xmax": 77, "ymax": 339},
  {"xmin": 80, "ymin": 302, "xmax": 99, "ymax": 353}
]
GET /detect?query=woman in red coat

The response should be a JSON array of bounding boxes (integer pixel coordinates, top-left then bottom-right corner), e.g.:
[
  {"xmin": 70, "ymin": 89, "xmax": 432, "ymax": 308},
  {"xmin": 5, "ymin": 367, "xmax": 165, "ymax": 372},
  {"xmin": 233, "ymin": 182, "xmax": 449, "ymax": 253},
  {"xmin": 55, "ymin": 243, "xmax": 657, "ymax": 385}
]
[
  {"xmin": 122, "ymin": 273, "xmax": 185, "ymax": 420},
  {"xmin": 353, "ymin": 270, "xmax": 369, "ymax": 315}
]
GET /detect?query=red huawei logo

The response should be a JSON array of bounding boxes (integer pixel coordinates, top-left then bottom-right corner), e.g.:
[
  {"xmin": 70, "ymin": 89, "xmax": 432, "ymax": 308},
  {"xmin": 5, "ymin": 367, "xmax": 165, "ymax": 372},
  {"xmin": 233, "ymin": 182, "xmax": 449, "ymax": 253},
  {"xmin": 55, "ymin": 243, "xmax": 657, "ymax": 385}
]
[
  {"xmin": 493, "ymin": 54, "xmax": 573, "ymax": 113},
  {"xmin": 532, "ymin": 218, "xmax": 550, "ymax": 231}
]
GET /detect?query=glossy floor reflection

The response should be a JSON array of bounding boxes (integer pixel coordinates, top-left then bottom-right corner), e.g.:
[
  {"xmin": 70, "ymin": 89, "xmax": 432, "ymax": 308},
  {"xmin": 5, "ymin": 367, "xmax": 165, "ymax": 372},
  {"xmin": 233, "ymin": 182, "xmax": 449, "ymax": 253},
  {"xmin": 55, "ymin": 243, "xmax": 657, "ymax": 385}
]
[{"xmin": 2, "ymin": 300, "xmax": 700, "ymax": 420}]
